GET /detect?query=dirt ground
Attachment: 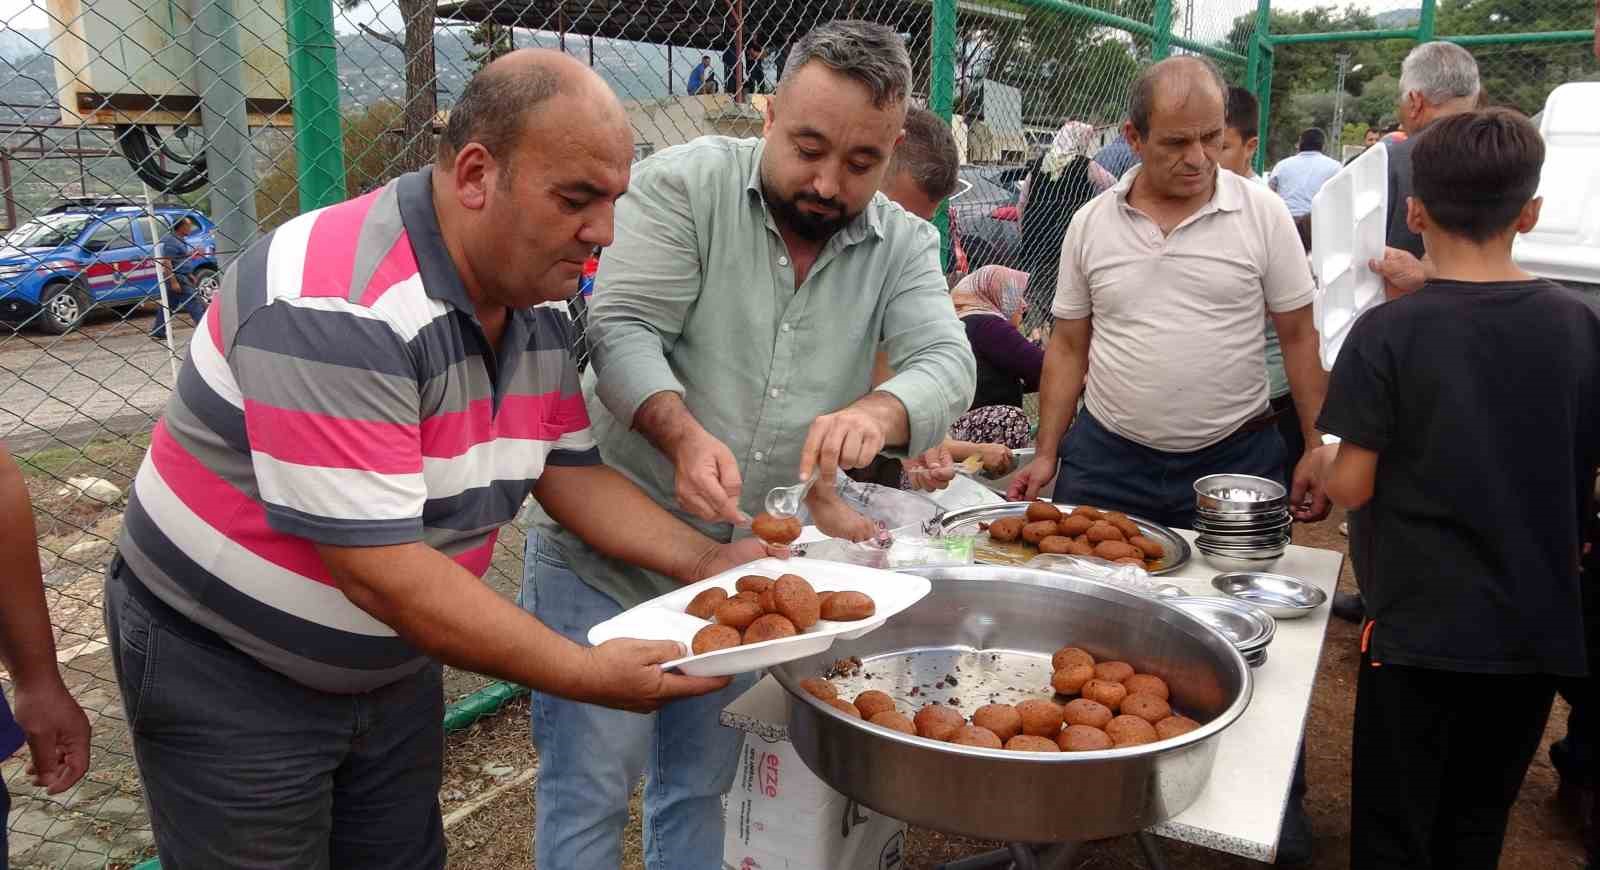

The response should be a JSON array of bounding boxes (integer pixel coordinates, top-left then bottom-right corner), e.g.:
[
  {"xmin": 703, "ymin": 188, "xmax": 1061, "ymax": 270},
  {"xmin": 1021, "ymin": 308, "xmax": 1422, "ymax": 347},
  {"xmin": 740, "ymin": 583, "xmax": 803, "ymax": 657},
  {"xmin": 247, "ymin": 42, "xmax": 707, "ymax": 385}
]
[{"xmin": 437, "ymin": 511, "xmax": 1592, "ymax": 870}]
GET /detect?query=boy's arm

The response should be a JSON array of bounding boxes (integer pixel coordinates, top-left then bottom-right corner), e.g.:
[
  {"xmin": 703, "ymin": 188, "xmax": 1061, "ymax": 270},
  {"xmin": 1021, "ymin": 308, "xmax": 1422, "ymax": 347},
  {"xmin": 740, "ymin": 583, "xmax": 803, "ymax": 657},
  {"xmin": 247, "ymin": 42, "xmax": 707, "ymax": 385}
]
[{"xmin": 1323, "ymin": 442, "xmax": 1380, "ymax": 510}]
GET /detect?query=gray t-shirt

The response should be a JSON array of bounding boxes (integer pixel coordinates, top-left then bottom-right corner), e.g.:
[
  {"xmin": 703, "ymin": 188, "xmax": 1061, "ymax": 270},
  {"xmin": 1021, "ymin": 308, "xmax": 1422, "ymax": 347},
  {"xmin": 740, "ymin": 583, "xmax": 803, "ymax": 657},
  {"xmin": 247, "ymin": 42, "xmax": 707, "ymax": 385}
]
[{"xmin": 1383, "ymin": 135, "xmax": 1425, "ymax": 256}]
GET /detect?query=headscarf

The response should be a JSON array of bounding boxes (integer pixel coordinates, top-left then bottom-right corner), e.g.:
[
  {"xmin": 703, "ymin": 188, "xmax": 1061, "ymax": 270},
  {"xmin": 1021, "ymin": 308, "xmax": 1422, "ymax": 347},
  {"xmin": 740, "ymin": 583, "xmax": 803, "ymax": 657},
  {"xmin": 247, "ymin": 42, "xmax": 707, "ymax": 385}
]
[
  {"xmin": 951, "ymin": 265, "xmax": 1029, "ymax": 320},
  {"xmin": 1025, "ymin": 122, "xmax": 1118, "ymax": 218}
]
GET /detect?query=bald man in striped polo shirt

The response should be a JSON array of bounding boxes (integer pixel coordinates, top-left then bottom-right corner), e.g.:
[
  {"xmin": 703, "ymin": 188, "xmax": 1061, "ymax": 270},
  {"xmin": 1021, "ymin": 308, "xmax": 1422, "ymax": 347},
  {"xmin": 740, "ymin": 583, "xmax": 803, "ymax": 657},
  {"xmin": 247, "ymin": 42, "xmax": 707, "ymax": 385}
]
[{"xmin": 104, "ymin": 50, "xmax": 780, "ymax": 869}]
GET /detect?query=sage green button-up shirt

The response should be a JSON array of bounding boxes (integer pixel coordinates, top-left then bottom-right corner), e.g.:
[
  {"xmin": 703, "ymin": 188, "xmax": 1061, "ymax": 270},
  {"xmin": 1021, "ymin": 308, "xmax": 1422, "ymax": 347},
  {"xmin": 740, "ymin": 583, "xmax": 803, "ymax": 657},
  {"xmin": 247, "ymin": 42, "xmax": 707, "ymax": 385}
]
[{"xmin": 534, "ymin": 136, "xmax": 976, "ymax": 609}]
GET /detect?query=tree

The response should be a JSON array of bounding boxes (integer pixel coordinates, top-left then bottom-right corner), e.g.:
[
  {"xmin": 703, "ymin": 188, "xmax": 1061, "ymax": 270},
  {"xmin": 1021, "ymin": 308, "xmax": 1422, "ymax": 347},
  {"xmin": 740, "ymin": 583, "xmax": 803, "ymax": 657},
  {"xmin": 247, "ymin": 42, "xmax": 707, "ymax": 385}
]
[
  {"xmin": 256, "ymin": 104, "xmax": 413, "ymax": 232},
  {"xmin": 353, "ymin": 0, "xmax": 438, "ymax": 175},
  {"xmin": 468, "ymin": 22, "xmax": 515, "ymax": 72}
]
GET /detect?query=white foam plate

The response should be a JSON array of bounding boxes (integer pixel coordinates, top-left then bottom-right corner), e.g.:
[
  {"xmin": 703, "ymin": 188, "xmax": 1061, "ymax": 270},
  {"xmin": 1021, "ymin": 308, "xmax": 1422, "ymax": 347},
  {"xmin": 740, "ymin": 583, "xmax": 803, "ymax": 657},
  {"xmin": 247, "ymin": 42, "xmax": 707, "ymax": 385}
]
[
  {"xmin": 585, "ymin": 557, "xmax": 932, "ymax": 677},
  {"xmin": 1311, "ymin": 142, "xmax": 1388, "ymax": 370}
]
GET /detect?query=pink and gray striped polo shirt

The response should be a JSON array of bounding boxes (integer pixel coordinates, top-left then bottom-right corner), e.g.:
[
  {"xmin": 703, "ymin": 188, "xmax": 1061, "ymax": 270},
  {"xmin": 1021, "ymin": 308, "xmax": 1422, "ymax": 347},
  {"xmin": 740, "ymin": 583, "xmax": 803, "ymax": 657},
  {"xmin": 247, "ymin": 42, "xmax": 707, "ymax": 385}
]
[{"xmin": 117, "ymin": 170, "xmax": 598, "ymax": 693}]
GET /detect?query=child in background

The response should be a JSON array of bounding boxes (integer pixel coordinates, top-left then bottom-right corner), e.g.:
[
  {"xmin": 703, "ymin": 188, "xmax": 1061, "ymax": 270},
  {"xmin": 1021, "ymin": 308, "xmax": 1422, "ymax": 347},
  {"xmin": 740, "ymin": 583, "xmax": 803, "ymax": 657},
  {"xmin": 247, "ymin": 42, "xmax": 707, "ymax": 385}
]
[{"xmin": 1313, "ymin": 108, "xmax": 1600, "ymax": 869}]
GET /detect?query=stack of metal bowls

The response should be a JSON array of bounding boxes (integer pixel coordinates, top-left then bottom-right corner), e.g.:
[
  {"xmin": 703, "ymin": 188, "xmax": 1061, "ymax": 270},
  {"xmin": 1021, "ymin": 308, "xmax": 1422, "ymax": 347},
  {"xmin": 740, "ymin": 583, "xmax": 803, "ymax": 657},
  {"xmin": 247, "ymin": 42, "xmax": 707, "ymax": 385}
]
[
  {"xmin": 1193, "ymin": 474, "xmax": 1290, "ymax": 569},
  {"xmin": 1168, "ymin": 595, "xmax": 1276, "ymax": 667}
]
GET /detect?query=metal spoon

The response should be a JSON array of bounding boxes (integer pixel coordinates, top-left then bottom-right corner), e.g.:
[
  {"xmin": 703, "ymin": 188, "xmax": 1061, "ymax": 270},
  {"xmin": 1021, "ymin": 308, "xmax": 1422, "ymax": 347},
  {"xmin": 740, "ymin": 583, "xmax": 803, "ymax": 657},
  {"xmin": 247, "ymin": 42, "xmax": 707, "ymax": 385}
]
[{"xmin": 764, "ymin": 472, "xmax": 820, "ymax": 518}]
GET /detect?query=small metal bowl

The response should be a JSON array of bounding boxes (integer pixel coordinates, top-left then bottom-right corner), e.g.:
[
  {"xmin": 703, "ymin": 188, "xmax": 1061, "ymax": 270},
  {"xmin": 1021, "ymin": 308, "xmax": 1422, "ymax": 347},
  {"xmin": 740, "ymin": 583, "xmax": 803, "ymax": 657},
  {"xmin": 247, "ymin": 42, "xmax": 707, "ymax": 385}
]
[
  {"xmin": 1167, "ymin": 595, "xmax": 1276, "ymax": 654},
  {"xmin": 1198, "ymin": 548, "xmax": 1286, "ymax": 572},
  {"xmin": 1212, "ymin": 572, "xmax": 1328, "ymax": 619},
  {"xmin": 1193, "ymin": 474, "xmax": 1288, "ymax": 514}
]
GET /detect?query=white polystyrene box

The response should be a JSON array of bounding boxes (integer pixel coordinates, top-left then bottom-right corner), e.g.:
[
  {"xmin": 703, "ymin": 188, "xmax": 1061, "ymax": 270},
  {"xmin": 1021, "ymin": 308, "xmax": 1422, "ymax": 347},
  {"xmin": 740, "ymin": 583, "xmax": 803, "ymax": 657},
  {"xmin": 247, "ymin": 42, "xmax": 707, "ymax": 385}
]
[{"xmin": 1514, "ymin": 82, "xmax": 1600, "ymax": 289}]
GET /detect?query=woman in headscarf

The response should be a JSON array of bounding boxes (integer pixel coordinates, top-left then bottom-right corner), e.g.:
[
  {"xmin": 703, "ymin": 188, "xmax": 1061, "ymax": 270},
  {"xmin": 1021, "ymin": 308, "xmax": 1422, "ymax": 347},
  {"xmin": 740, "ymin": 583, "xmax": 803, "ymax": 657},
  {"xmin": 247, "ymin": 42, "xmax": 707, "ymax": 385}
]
[{"xmin": 1017, "ymin": 121, "xmax": 1108, "ymax": 328}]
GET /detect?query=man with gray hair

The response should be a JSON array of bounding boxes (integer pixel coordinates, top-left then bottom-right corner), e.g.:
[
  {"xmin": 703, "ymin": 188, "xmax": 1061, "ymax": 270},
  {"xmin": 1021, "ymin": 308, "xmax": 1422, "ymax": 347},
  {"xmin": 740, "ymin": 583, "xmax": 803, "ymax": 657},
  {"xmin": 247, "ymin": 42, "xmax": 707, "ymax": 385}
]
[{"xmin": 521, "ymin": 19, "xmax": 975, "ymax": 868}]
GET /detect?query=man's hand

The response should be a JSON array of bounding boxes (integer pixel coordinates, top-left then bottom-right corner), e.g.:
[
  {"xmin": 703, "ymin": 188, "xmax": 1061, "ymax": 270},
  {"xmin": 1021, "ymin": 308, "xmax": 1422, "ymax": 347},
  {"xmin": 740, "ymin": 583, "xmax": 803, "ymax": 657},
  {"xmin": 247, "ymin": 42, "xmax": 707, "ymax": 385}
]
[
  {"xmin": 1370, "ymin": 247, "xmax": 1430, "ymax": 299},
  {"xmin": 903, "ymin": 445, "xmax": 956, "ymax": 492},
  {"xmin": 1290, "ymin": 445, "xmax": 1336, "ymax": 522},
  {"xmin": 13, "ymin": 678, "xmax": 90, "ymax": 795},
  {"xmin": 576, "ymin": 639, "xmax": 732, "ymax": 713},
  {"xmin": 1007, "ymin": 453, "xmax": 1058, "ymax": 501},
  {"xmin": 667, "ymin": 427, "xmax": 746, "ymax": 525},
  {"xmin": 685, "ymin": 537, "xmax": 790, "ymax": 582},
  {"xmin": 806, "ymin": 487, "xmax": 877, "ymax": 542},
  {"xmin": 798, "ymin": 406, "xmax": 890, "ymax": 482}
]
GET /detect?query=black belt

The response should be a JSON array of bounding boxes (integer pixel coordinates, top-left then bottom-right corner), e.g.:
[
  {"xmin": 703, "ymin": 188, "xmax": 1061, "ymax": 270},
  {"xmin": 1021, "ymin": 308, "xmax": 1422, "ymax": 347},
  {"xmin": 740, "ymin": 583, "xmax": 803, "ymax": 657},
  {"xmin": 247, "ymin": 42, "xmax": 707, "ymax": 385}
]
[{"xmin": 1236, "ymin": 408, "xmax": 1284, "ymax": 435}]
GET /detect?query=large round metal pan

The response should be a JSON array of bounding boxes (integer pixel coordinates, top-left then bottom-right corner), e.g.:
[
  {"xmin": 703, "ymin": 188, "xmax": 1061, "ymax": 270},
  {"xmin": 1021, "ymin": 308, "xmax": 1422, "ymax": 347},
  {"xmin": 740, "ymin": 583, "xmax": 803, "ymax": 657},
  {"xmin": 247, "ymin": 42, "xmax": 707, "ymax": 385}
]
[
  {"xmin": 939, "ymin": 502, "xmax": 1193, "ymax": 575},
  {"xmin": 771, "ymin": 566, "xmax": 1252, "ymax": 843}
]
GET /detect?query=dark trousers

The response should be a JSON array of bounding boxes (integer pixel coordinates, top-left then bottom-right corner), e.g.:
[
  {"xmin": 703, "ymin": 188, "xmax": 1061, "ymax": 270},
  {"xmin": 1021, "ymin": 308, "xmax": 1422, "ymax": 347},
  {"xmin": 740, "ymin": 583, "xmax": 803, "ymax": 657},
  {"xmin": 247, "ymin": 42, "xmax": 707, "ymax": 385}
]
[
  {"xmin": 1351, "ymin": 656, "xmax": 1556, "ymax": 870},
  {"xmin": 150, "ymin": 278, "xmax": 207, "ymax": 338},
  {"xmin": 1271, "ymin": 393, "xmax": 1305, "ymax": 475},
  {"xmin": 1051, "ymin": 409, "xmax": 1288, "ymax": 530},
  {"xmin": 105, "ymin": 558, "xmax": 446, "ymax": 870}
]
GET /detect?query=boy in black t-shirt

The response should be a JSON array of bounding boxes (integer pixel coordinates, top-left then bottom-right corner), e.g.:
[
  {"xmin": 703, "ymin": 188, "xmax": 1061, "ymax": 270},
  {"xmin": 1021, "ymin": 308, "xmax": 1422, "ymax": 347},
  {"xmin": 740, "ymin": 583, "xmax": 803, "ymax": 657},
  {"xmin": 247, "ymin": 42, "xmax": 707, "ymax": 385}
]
[{"xmin": 1313, "ymin": 108, "xmax": 1600, "ymax": 870}]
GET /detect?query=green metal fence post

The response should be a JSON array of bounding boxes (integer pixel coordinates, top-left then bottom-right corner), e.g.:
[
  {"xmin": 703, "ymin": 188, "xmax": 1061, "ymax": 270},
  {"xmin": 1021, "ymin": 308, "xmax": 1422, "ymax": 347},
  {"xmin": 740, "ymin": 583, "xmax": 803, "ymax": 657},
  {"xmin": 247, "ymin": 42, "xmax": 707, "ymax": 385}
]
[
  {"xmin": 286, "ymin": 0, "xmax": 347, "ymax": 211},
  {"xmin": 931, "ymin": 0, "xmax": 956, "ymax": 269},
  {"xmin": 1151, "ymin": 0, "xmax": 1173, "ymax": 59},
  {"xmin": 1417, "ymin": 0, "xmax": 1437, "ymax": 42},
  {"xmin": 1257, "ymin": 48, "xmax": 1274, "ymax": 175},
  {"xmin": 1250, "ymin": 0, "xmax": 1271, "ymax": 175}
]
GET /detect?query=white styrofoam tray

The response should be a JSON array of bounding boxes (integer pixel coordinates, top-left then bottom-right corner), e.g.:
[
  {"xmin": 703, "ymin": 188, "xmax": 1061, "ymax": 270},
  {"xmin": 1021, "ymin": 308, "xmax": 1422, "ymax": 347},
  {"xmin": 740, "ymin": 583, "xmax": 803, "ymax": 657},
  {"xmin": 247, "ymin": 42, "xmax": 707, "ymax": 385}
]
[
  {"xmin": 586, "ymin": 557, "xmax": 931, "ymax": 677},
  {"xmin": 1311, "ymin": 141, "xmax": 1388, "ymax": 370},
  {"xmin": 1514, "ymin": 82, "xmax": 1600, "ymax": 287}
]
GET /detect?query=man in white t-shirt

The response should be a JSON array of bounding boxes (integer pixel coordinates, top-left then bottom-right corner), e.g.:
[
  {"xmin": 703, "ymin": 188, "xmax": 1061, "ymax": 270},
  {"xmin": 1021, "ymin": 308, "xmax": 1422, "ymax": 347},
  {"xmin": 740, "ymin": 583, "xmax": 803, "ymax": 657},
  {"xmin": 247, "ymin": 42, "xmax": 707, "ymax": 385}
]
[
  {"xmin": 1269, "ymin": 128, "xmax": 1342, "ymax": 217},
  {"xmin": 1009, "ymin": 56, "xmax": 1331, "ymax": 532}
]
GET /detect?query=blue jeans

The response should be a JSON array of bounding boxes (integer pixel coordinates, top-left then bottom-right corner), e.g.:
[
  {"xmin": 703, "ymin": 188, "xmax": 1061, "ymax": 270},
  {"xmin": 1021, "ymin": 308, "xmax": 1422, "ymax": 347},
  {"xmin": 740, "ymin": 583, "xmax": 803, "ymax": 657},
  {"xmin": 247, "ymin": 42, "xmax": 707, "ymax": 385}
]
[
  {"xmin": 151, "ymin": 279, "xmax": 207, "ymax": 339},
  {"xmin": 1052, "ymin": 409, "xmax": 1288, "ymax": 530},
  {"xmin": 521, "ymin": 532, "xmax": 757, "ymax": 870}
]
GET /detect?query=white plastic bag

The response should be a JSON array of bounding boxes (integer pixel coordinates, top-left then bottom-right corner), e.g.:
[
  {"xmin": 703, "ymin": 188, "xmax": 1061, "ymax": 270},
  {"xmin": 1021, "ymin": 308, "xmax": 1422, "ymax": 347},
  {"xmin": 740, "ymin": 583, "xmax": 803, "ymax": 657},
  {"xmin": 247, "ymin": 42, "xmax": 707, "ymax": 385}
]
[{"xmin": 1023, "ymin": 554, "xmax": 1183, "ymax": 599}]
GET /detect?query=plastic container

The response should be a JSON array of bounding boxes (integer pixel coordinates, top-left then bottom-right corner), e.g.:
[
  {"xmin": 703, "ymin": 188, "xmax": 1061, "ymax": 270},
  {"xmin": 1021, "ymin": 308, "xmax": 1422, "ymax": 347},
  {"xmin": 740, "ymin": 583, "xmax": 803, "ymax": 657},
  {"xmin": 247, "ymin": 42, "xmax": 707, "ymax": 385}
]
[
  {"xmin": 1514, "ymin": 82, "xmax": 1600, "ymax": 291},
  {"xmin": 1310, "ymin": 142, "xmax": 1388, "ymax": 370},
  {"xmin": 585, "ymin": 557, "xmax": 931, "ymax": 677}
]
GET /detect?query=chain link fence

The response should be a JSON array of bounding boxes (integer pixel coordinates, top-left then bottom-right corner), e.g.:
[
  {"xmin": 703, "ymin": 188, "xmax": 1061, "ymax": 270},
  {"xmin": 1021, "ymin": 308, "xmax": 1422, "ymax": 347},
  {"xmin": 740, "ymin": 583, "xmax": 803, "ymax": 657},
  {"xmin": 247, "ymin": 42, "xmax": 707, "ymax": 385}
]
[{"xmin": 0, "ymin": 0, "xmax": 1587, "ymax": 863}]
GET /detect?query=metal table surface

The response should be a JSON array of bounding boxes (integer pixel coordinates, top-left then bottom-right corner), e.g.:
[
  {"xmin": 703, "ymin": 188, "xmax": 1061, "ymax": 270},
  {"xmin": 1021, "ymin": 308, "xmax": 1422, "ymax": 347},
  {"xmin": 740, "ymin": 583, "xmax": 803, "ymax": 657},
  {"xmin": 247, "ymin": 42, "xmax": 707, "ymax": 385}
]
[{"xmin": 721, "ymin": 527, "xmax": 1345, "ymax": 863}]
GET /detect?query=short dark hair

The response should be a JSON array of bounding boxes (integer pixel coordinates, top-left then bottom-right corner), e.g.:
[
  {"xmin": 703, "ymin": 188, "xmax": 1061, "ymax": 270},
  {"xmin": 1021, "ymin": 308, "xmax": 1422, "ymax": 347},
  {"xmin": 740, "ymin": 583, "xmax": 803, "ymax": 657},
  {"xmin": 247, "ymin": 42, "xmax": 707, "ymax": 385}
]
[
  {"xmin": 1128, "ymin": 56, "xmax": 1226, "ymax": 137},
  {"xmin": 782, "ymin": 20, "xmax": 911, "ymax": 109},
  {"xmin": 889, "ymin": 108, "xmax": 960, "ymax": 201},
  {"xmin": 1297, "ymin": 128, "xmax": 1325, "ymax": 152},
  {"xmin": 172, "ymin": 215, "xmax": 198, "ymax": 232},
  {"xmin": 1224, "ymin": 86, "xmax": 1258, "ymax": 142},
  {"xmin": 437, "ymin": 59, "xmax": 565, "ymax": 174},
  {"xmin": 1410, "ymin": 108, "xmax": 1544, "ymax": 243}
]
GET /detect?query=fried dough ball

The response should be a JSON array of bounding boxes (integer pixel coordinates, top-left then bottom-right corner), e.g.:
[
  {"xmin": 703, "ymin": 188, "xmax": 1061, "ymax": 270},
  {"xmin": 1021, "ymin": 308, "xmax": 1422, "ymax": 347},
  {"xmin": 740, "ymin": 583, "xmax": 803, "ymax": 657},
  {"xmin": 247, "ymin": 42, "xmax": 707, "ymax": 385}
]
[
  {"xmin": 1057, "ymin": 724, "xmax": 1114, "ymax": 752},
  {"xmin": 685, "ymin": 587, "xmax": 729, "ymax": 620},
  {"xmin": 1093, "ymin": 540, "xmax": 1142, "ymax": 561},
  {"xmin": 1021, "ymin": 520, "xmax": 1060, "ymax": 544},
  {"xmin": 1093, "ymin": 661, "xmax": 1135, "ymax": 683},
  {"xmin": 854, "ymin": 690, "xmax": 897, "ymax": 720},
  {"xmin": 1051, "ymin": 663, "xmax": 1096, "ymax": 695},
  {"xmin": 691, "ymin": 624, "xmax": 742, "ymax": 655},
  {"xmin": 1128, "ymin": 535, "xmax": 1166, "ymax": 559},
  {"xmin": 1104, "ymin": 510, "xmax": 1128, "ymax": 523},
  {"xmin": 735, "ymin": 575, "xmax": 773, "ymax": 594},
  {"xmin": 869, "ymin": 711, "xmax": 917, "ymax": 735},
  {"xmin": 1016, "ymin": 699, "xmax": 1065, "ymax": 737},
  {"xmin": 988, "ymin": 517, "xmax": 1026, "ymax": 543},
  {"xmin": 1025, "ymin": 501, "xmax": 1064, "ymax": 523},
  {"xmin": 951, "ymin": 725, "xmax": 1005, "ymax": 749},
  {"xmin": 828, "ymin": 698, "xmax": 862, "ymax": 718},
  {"xmin": 714, "ymin": 598, "xmax": 764, "ymax": 630},
  {"xmin": 817, "ymin": 591, "xmax": 836, "ymax": 611},
  {"xmin": 914, "ymin": 705, "xmax": 965, "ymax": 742},
  {"xmin": 1107, "ymin": 521, "xmax": 1145, "ymax": 540},
  {"xmin": 1052, "ymin": 646, "xmax": 1096, "ymax": 671},
  {"xmin": 733, "ymin": 590, "xmax": 761, "ymax": 603},
  {"xmin": 758, "ymin": 587, "xmax": 778, "ymax": 613},
  {"xmin": 1070, "ymin": 506, "xmax": 1105, "ymax": 520},
  {"xmin": 1057, "ymin": 515, "xmax": 1095, "ymax": 537},
  {"xmin": 1038, "ymin": 535, "xmax": 1076, "ymax": 555},
  {"xmin": 1005, "ymin": 735, "xmax": 1061, "ymax": 753},
  {"xmin": 971, "ymin": 704, "xmax": 1024, "ymax": 743},
  {"xmin": 773, "ymin": 574, "xmax": 821, "ymax": 630},
  {"xmin": 1067, "ymin": 538, "xmax": 1097, "ymax": 556},
  {"xmin": 743, "ymin": 614, "xmax": 798, "ymax": 644},
  {"xmin": 1081, "ymin": 679, "xmax": 1128, "ymax": 712},
  {"xmin": 1123, "ymin": 674, "xmax": 1170, "ymax": 700},
  {"xmin": 751, "ymin": 512, "xmax": 802, "ymax": 545},
  {"xmin": 1122, "ymin": 693, "xmax": 1172, "ymax": 724},
  {"xmin": 1062, "ymin": 698, "xmax": 1114, "ymax": 729},
  {"xmin": 820, "ymin": 591, "xmax": 875, "ymax": 621},
  {"xmin": 1106, "ymin": 714, "xmax": 1158, "ymax": 747},
  {"xmin": 800, "ymin": 678, "xmax": 838, "ymax": 702},
  {"xmin": 1086, "ymin": 522, "xmax": 1126, "ymax": 543},
  {"xmin": 1156, "ymin": 715, "xmax": 1202, "ymax": 740}
]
